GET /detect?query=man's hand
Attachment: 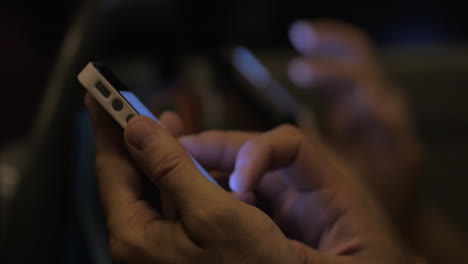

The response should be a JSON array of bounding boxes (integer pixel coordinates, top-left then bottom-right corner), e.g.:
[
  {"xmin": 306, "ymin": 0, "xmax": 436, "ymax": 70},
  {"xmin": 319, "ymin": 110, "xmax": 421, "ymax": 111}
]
[
  {"xmin": 85, "ymin": 93, "xmax": 302, "ymax": 263},
  {"xmin": 181, "ymin": 126, "xmax": 422, "ymax": 263},
  {"xmin": 87, "ymin": 90, "xmax": 423, "ymax": 263},
  {"xmin": 288, "ymin": 19, "xmax": 422, "ymax": 224}
]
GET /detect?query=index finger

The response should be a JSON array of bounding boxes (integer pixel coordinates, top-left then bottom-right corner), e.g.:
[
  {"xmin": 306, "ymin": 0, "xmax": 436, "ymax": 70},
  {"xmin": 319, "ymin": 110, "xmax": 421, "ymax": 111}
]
[
  {"xmin": 179, "ymin": 130, "xmax": 258, "ymax": 171},
  {"xmin": 230, "ymin": 124, "xmax": 343, "ymax": 194}
]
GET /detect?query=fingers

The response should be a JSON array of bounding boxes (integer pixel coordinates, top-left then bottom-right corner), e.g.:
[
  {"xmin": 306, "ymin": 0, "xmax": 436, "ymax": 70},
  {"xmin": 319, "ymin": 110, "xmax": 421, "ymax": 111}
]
[
  {"xmin": 289, "ymin": 19, "xmax": 374, "ymax": 59},
  {"xmin": 180, "ymin": 130, "xmax": 288, "ymax": 204},
  {"xmin": 287, "ymin": 19, "xmax": 401, "ymax": 149},
  {"xmin": 181, "ymin": 126, "xmax": 332, "ymax": 195},
  {"xmin": 287, "ymin": 18, "xmax": 413, "ymax": 144},
  {"xmin": 84, "ymin": 93, "xmax": 158, "ymax": 232},
  {"xmin": 159, "ymin": 111, "xmax": 184, "ymax": 137},
  {"xmin": 288, "ymin": 19, "xmax": 384, "ymax": 91},
  {"xmin": 288, "ymin": 57, "xmax": 365, "ymax": 89},
  {"xmin": 230, "ymin": 124, "xmax": 331, "ymax": 193},
  {"xmin": 157, "ymin": 111, "xmax": 185, "ymax": 218},
  {"xmin": 180, "ymin": 131, "xmax": 258, "ymax": 171},
  {"xmin": 86, "ymin": 96, "xmax": 204, "ymax": 261},
  {"xmin": 124, "ymin": 116, "xmax": 229, "ymax": 213}
]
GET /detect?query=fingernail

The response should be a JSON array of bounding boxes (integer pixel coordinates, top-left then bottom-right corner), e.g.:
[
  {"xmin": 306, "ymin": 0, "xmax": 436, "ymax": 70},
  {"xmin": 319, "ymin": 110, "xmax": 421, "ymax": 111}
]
[
  {"xmin": 288, "ymin": 59, "xmax": 315, "ymax": 87},
  {"xmin": 127, "ymin": 121, "xmax": 156, "ymax": 151},
  {"xmin": 229, "ymin": 172, "xmax": 242, "ymax": 193}
]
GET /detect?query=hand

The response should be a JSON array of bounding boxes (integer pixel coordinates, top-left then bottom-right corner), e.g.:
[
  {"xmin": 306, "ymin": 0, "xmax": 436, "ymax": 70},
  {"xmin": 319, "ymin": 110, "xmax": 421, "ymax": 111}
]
[
  {"xmin": 85, "ymin": 93, "xmax": 302, "ymax": 263},
  {"xmin": 181, "ymin": 125, "xmax": 423, "ymax": 263},
  {"xmin": 288, "ymin": 19, "xmax": 422, "ymax": 224}
]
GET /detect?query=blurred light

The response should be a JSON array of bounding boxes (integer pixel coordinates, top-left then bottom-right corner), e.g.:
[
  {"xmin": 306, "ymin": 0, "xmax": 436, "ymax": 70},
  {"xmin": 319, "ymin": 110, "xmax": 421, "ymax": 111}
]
[
  {"xmin": 289, "ymin": 20, "xmax": 319, "ymax": 55},
  {"xmin": 231, "ymin": 46, "xmax": 298, "ymax": 115},
  {"xmin": 232, "ymin": 46, "xmax": 272, "ymax": 88},
  {"xmin": 0, "ymin": 163, "xmax": 20, "ymax": 201}
]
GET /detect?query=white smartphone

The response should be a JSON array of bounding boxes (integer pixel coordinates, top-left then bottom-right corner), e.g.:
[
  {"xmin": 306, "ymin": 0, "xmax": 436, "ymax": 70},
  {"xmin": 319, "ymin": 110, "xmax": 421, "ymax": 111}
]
[{"xmin": 77, "ymin": 62, "xmax": 218, "ymax": 186}]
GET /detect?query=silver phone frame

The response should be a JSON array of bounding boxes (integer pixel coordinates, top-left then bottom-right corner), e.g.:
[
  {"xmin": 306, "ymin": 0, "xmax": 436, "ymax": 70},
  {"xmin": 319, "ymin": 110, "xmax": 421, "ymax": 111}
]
[
  {"xmin": 77, "ymin": 62, "xmax": 220, "ymax": 186},
  {"xmin": 78, "ymin": 62, "xmax": 138, "ymax": 128}
]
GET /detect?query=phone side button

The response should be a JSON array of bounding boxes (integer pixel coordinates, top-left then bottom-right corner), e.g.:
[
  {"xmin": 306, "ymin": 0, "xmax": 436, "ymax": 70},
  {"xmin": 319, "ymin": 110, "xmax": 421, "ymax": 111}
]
[
  {"xmin": 112, "ymin": 98, "xmax": 124, "ymax": 111},
  {"xmin": 126, "ymin": 114, "xmax": 135, "ymax": 122},
  {"xmin": 95, "ymin": 81, "xmax": 111, "ymax": 98}
]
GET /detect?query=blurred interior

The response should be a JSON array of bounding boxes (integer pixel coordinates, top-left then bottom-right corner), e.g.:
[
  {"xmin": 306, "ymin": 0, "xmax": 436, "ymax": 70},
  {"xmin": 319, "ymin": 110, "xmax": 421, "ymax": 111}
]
[{"xmin": 1, "ymin": 0, "xmax": 468, "ymax": 263}]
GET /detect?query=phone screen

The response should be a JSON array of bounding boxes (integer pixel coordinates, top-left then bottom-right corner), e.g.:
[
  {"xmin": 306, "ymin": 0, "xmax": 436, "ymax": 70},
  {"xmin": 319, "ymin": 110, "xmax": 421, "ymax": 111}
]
[
  {"xmin": 92, "ymin": 62, "xmax": 159, "ymax": 122},
  {"xmin": 90, "ymin": 62, "xmax": 218, "ymax": 186},
  {"xmin": 119, "ymin": 91, "xmax": 159, "ymax": 122}
]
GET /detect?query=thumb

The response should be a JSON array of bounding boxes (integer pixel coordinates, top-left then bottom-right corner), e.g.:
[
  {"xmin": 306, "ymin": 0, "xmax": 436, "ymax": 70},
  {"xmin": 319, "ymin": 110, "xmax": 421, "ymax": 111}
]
[{"xmin": 124, "ymin": 116, "xmax": 225, "ymax": 212}]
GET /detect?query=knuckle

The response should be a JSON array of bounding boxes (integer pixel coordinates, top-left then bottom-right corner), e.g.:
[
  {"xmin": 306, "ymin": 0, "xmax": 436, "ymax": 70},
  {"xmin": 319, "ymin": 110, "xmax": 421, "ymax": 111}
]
[
  {"xmin": 109, "ymin": 235, "xmax": 133, "ymax": 263},
  {"xmin": 198, "ymin": 130, "xmax": 233, "ymax": 143},
  {"xmin": 148, "ymin": 150, "xmax": 187, "ymax": 185},
  {"xmin": 190, "ymin": 205, "xmax": 238, "ymax": 233},
  {"xmin": 206, "ymin": 207, "xmax": 236, "ymax": 225},
  {"xmin": 277, "ymin": 124, "xmax": 302, "ymax": 138},
  {"xmin": 177, "ymin": 241, "xmax": 205, "ymax": 263},
  {"xmin": 108, "ymin": 225, "xmax": 151, "ymax": 264},
  {"xmin": 106, "ymin": 217, "xmax": 141, "ymax": 259},
  {"xmin": 241, "ymin": 139, "xmax": 261, "ymax": 152},
  {"xmin": 199, "ymin": 130, "xmax": 223, "ymax": 139}
]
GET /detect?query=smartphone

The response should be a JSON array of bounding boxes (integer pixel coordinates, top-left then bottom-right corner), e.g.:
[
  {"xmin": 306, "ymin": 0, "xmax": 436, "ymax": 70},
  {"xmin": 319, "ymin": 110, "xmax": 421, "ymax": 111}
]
[
  {"xmin": 230, "ymin": 46, "xmax": 301, "ymax": 120},
  {"xmin": 78, "ymin": 62, "xmax": 218, "ymax": 186},
  {"xmin": 230, "ymin": 46, "xmax": 319, "ymax": 129}
]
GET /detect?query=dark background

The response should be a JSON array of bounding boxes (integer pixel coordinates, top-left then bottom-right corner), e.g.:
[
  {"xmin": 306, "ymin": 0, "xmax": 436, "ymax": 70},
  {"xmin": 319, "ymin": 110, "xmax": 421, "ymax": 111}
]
[
  {"xmin": 1, "ymin": 0, "xmax": 468, "ymax": 263},
  {"xmin": 2, "ymin": 0, "xmax": 468, "ymax": 146}
]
